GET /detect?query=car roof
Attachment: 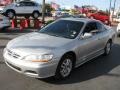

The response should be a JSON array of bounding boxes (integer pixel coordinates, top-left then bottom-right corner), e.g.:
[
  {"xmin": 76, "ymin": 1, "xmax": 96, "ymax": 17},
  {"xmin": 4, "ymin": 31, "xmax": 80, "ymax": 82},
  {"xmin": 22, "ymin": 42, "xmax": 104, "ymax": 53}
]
[{"xmin": 59, "ymin": 18, "xmax": 98, "ymax": 24}]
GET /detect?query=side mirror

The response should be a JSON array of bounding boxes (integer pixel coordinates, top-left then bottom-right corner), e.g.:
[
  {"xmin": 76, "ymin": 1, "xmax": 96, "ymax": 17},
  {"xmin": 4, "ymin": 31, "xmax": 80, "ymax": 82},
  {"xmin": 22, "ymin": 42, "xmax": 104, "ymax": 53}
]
[
  {"xmin": 90, "ymin": 29, "xmax": 100, "ymax": 34},
  {"xmin": 81, "ymin": 33, "xmax": 92, "ymax": 39}
]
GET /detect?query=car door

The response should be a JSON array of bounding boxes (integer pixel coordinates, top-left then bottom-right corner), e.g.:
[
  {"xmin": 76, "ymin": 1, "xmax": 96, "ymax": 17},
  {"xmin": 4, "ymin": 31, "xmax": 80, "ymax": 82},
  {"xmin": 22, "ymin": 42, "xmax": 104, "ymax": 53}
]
[
  {"xmin": 95, "ymin": 21, "xmax": 109, "ymax": 50},
  {"xmin": 23, "ymin": 2, "xmax": 36, "ymax": 14},
  {"xmin": 76, "ymin": 22, "xmax": 103, "ymax": 64},
  {"xmin": 15, "ymin": 2, "xmax": 26, "ymax": 14}
]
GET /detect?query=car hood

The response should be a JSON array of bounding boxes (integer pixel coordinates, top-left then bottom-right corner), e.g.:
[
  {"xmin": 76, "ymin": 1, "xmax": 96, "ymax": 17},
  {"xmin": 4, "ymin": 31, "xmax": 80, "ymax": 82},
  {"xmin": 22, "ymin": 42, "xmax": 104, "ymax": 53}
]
[{"xmin": 7, "ymin": 32, "xmax": 72, "ymax": 54}]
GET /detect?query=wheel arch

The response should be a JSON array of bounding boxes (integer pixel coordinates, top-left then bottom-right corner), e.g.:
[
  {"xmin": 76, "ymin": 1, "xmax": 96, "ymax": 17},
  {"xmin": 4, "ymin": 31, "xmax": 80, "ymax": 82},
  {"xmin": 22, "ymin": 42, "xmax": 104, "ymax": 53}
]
[
  {"xmin": 60, "ymin": 51, "xmax": 77, "ymax": 68},
  {"xmin": 6, "ymin": 9, "xmax": 16, "ymax": 14},
  {"xmin": 32, "ymin": 10, "xmax": 40, "ymax": 14}
]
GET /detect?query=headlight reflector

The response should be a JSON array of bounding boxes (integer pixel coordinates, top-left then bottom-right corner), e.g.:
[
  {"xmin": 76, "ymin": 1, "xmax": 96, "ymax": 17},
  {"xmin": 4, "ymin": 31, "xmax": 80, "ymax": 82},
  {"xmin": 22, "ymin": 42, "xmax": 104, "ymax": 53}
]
[{"xmin": 23, "ymin": 54, "xmax": 53, "ymax": 62}]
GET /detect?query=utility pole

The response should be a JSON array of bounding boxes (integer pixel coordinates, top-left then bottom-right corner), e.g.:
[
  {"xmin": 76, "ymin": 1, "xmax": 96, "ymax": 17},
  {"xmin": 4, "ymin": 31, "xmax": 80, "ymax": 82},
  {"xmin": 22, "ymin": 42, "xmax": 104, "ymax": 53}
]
[
  {"xmin": 112, "ymin": 0, "xmax": 117, "ymax": 19},
  {"xmin": 109, "ymin": 0, "xmax": 112, "ymax": 23},
  {"xmin": 42, "ymin": 0, "xmax": 45, "ymax": 23}
]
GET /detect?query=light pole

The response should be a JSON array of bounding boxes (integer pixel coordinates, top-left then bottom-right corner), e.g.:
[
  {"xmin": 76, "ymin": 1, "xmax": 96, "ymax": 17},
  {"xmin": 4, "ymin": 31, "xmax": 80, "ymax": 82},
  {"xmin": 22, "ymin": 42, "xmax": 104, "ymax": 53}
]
[
  {"xmin": 112, "ymin": 0, "xmax": 117, "ymax": 19},
  {"xmin": 109, "ymin": 0, "xmax": 112, "ymax": 23},
  {"xmin": 42, "ymin": 0, "xmax": 45, "ymax": 23}
]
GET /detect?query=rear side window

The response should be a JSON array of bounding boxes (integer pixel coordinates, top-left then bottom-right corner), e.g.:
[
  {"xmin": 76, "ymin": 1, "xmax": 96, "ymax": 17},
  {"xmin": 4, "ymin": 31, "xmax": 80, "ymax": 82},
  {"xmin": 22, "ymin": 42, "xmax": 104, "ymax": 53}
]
[
  {"xmin": 24, "ymin": 2, "xmax": 36, "ymax": 6},
  {"xmin": 18, "ymin": 2, "xmax": 26, "ymax": 6},
  {"xmin": 83, "ymin": 22, "xmax": 97, "ymax": 33},
  {"xmin": 96, "ymin": 22, "xmax": 107, "ymax": 31}
]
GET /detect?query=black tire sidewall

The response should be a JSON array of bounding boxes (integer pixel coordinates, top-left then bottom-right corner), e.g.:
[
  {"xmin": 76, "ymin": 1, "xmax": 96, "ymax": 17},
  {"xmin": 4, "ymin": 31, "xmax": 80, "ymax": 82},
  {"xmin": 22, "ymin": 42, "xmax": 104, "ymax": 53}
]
[
  {"xmin": 55, "ymin": 55, "xmax": 73, "ymax": 79},
  {"xmin": 33, "ymin": 12, "xmax": 39, "ymax": 19},
  {"xmin": 6, "ymin": 11, "xmax": 15, "ymax": 19}
]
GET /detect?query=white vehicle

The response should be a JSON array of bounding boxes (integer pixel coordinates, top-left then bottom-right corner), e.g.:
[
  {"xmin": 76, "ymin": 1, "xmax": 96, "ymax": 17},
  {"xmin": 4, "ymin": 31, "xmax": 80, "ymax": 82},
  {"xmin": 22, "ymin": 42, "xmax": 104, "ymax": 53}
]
[
  {"xmin": 2, "ymin": 1, "xmax": 42, "ymax": 19},
  {"xmin": 0, "ymin": 15, "xmax": 10, "ymax": 31},
  {"xmin": 117, "ymin": 23, "xmax": 120, "ymax": 36},
  {"xmin": 113, "ymin": 16, "xmax": 120, "ymax": 23}
]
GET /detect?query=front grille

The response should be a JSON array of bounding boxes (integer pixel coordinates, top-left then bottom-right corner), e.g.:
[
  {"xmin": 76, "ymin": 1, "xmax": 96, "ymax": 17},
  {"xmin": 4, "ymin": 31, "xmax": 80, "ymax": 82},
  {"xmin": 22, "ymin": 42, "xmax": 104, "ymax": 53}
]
[
  {"xmin": 7, "ymin": 49, "xmax": 21, "ymax": 59},
  {"xmin": 7, "ymin": 61, "xmax": 21, "ymax": 71}
]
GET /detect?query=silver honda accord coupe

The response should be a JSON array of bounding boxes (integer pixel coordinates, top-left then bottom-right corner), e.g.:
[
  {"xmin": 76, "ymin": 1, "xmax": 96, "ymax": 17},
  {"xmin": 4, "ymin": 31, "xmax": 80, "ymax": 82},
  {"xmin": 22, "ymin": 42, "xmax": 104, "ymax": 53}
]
[{"xmin": 3, "ymin": 18, "xmax": 116, "ymax": 79}]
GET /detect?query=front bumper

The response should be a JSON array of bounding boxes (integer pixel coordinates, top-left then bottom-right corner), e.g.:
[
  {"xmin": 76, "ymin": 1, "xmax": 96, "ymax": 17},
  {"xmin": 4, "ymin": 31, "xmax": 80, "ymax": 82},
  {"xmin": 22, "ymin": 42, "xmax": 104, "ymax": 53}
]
[
  {"xmin": 4, "ymin": 54, "xmax": 59, "ymax": 78},
  {"xmin": 0, "ymin": 23, "xmax": 10, "ymax": 29}
]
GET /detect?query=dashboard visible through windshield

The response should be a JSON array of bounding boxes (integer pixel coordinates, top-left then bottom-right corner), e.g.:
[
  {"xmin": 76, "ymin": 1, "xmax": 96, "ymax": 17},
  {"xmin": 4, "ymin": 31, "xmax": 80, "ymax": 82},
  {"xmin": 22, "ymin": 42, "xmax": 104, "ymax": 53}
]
[{"xmin": 39, "ymin": 20, "xmax": 84, "ymax": 39}]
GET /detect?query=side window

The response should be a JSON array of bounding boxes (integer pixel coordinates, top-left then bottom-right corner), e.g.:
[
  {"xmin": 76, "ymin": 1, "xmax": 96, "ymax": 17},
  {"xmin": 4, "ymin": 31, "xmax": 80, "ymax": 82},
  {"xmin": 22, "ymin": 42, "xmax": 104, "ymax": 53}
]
[
  {"xmin": 96, "ymin": 22, "xmax": 106, "ymax": 31},
  {"xmin": 96, "ymin": 22, "xmax": 103, "ymax": 31},
  {"xmin": 19, "ymin": 2, "xmax": 25, "ymax": 6},
  {"xmin": 83, "ymin": 22, "xmax": 97, "ymax": 34},
  {"xmin": 26, "ymin": 2, "xmax": 36, "ymax": 6}
]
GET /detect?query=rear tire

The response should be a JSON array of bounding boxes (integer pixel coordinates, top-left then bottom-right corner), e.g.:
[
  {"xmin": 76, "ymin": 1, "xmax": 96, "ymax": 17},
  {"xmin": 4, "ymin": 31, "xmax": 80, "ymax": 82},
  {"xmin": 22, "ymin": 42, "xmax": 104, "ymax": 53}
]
[
  {"xmin": 55, "ymin": 55, "xmax": 74, "ymax": 80},
  {"xmin": 32, "ymin": 11, "xmax": 40, "ymax": 19},
  {"xmin": 104, "ymin": 41, "xmax": 112, "ymax": 55}
]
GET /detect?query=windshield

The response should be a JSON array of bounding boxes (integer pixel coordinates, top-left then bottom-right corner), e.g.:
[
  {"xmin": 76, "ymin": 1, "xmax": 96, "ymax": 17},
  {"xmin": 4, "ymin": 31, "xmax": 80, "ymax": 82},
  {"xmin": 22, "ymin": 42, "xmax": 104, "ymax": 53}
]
[{"xmin": 39, "ymin": 20, "xmax": 84, "ymax": 39}]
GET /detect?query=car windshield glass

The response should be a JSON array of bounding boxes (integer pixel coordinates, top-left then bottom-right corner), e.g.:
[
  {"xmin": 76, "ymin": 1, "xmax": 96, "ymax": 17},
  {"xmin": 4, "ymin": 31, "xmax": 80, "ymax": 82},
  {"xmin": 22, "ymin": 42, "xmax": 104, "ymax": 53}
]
[{"xmin": 39, "ymin": 20, "xmax": 84, "ymax": 39}]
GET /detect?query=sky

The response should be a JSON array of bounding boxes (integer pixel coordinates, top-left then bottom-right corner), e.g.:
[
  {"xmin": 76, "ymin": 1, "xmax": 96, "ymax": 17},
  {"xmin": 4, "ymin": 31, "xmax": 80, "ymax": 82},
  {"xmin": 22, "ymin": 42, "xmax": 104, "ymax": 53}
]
[{"xmin": 35, "ymin": 0, "xmax": 120, "ymax": 10}]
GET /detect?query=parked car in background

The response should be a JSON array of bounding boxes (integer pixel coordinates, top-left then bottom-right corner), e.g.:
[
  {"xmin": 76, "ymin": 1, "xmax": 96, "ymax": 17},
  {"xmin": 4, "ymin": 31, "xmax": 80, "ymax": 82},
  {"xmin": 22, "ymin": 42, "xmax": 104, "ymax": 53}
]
[
  {"xmin": 0, "ymin": 15, "xmax": 10, "ymax": 31},
  {"xmin": 53, "ymin": 12, "xmax": 71, "ymax": 20},
  {"xmin": 0, "ymin": 0, "xmax": 13, "ymax": 14},
  {"xmin": 2, "ymin": 1, "xmax": 42, "ymax": 19},
  {"xmin": 89, "ymin": 11, "xmax": 110, "ymax": 25},
  {"xmin": 3, "ymin": 18, "xmax": 116, "ymax": 79},
  {"xmin": 113, "ymin": 16, "xmax": 120, "ymax": 23},
  {"xmin": 117, "ymin": 23, "xmax": 120, "ymax": 37},
  {"xmin": 72, "ymin": 14, "xmax": 86, "ymax": 18}
]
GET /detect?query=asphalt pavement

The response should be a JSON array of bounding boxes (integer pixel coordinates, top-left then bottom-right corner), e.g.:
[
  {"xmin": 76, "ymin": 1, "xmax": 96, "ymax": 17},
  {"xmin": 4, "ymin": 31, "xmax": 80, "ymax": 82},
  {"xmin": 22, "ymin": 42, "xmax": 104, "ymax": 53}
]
[{"xmin": 0, "ymin": 28, "xmax": 120, "ymax": 90}]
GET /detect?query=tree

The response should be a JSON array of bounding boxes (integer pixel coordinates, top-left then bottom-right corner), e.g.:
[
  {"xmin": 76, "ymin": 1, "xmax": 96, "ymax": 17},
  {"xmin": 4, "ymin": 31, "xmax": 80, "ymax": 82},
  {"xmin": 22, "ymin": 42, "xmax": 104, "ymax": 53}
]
[{"xmin": 45, "ymin": 3, "xmax": 53, "ymax": 13}]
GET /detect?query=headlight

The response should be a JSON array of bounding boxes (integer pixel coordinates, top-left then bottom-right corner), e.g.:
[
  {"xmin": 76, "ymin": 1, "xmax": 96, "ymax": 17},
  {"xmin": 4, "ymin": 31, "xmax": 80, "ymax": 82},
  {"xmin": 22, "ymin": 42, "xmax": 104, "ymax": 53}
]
[{"xmin": 23, "ymin": 54, "xmax": 53, "ymax": 62}]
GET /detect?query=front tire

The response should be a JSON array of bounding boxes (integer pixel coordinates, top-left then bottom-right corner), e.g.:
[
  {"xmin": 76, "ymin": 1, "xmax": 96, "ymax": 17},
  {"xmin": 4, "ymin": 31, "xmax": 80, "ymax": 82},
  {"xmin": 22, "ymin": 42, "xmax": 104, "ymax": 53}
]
[
  {"xmin": 6, "ymin": 10, "xmax": 15, "ymax": 19},
  {"xmin": 55, "ymin": 55, "xmax": 73, "ymax": 79},
  {"xmin": 1, "ymin": 26, "xmax": 9, "ymax": 32}
]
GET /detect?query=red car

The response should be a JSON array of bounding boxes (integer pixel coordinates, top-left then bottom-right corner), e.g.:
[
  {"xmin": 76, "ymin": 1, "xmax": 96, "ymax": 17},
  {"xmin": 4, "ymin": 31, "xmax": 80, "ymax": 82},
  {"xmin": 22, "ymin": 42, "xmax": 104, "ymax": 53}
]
[{"xmin": 89, "ymin": 12, "xmax": 110, "ymax": 25}]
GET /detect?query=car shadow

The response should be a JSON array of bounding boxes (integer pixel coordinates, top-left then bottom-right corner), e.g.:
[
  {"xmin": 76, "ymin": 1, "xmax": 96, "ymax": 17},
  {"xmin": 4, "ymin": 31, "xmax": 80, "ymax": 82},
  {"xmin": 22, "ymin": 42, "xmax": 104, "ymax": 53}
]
[{"xmin": 40, "ymin": 44, "xmax": 120, "ymax": 84}]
